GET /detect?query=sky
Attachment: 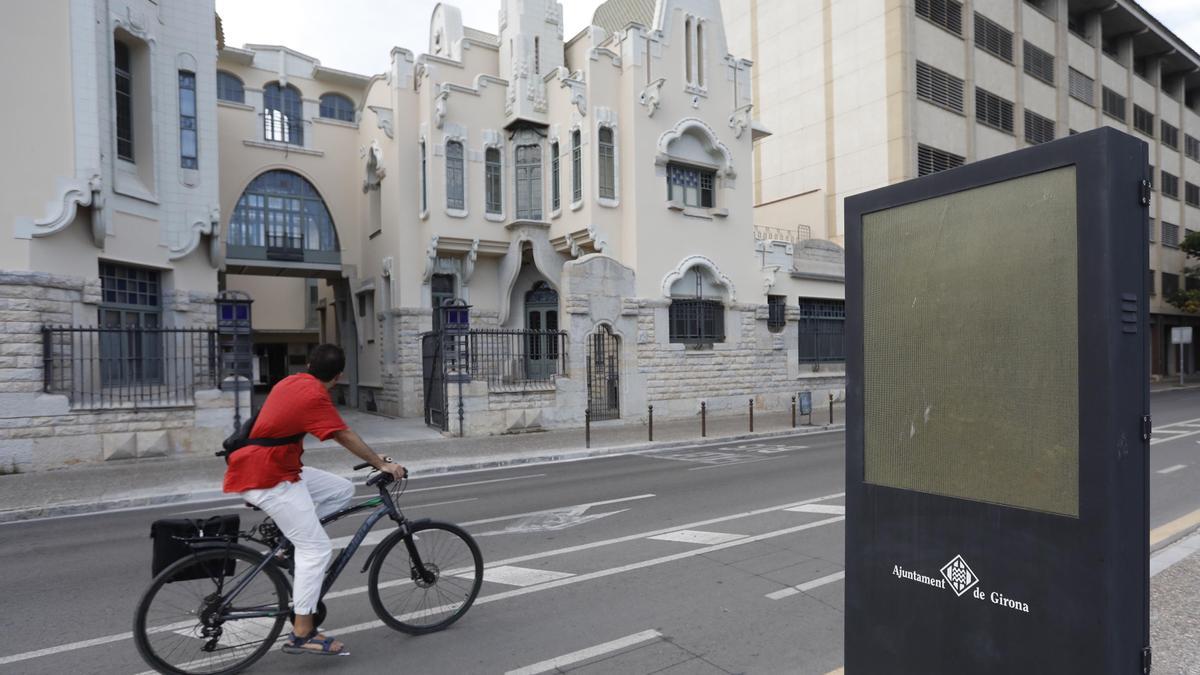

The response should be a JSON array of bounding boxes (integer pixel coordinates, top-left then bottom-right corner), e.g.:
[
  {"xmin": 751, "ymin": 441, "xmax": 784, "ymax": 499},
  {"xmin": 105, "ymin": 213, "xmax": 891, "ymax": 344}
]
[{"xmin": 216, "ymin": 0, "xmax": 1200, "ymax": 77}]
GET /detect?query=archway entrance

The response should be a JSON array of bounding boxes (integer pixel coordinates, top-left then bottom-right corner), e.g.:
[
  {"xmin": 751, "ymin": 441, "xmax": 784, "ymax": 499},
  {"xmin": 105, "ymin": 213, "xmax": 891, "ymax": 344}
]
[
  {"xmin": 524, "ymin": 281, "xmax": 559, "ymax": 380},
  {"xmin": 587, "ymin": 324, "xmax": 620, "ymax": 420}
]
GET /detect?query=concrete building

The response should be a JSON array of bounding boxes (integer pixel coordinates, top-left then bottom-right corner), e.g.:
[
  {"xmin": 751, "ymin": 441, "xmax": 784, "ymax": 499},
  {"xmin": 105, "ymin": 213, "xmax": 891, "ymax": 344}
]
[
  {"xmin": 722, "ymin": 0, "xmax": 1200, "ymax": 377},
  {"xmin": 0, "ymin": 0, "xmax": 241, "ymax": 472}
]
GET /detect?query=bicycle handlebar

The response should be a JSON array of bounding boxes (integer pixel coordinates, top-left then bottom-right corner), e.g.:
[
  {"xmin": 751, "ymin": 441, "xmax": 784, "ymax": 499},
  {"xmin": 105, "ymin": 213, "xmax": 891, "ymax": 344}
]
[{"xmin": 353, "ymin": 455, "xmax": 395, "ymax": 472}]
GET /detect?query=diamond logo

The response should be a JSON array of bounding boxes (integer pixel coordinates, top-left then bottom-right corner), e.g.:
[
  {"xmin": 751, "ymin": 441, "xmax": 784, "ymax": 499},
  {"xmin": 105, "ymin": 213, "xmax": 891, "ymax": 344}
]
[{"xmin": 940, "ymin": 555, "xmax": 979, "ymax": 597}]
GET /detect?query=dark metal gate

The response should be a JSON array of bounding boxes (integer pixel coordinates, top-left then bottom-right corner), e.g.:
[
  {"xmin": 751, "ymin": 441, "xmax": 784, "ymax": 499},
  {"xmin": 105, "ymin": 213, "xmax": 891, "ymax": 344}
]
[
  {"xmin": 586, "ymin": 325, "xmax": 620, "ymax": 420},
  {"xmin": 421, "ymin": 333, "xmax": 447, "ymax": 430}
]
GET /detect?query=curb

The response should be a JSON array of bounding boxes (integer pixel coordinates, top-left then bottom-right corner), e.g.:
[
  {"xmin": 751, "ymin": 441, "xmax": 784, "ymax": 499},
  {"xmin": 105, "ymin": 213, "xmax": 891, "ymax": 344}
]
[{"xmin": 0, "ymin": 423, "xmax": 845, "ymax": 524}]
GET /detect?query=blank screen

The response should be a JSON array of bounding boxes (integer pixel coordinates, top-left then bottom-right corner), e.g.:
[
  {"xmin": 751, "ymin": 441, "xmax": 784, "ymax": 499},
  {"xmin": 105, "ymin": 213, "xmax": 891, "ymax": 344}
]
[{"xmin": 862, "ymin": 166, "xmax": 1079, "ymax": 517}]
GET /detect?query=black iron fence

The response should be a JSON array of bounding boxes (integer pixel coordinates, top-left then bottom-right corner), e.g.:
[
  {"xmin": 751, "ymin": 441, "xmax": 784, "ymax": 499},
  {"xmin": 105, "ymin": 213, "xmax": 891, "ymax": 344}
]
[
  {"xmin": 42, "ymin": 326, "xmax": 219, "ymax": 409},
  {"xmin": 434, "ymin": 329, "xmax": 569, "ymax": 388}
]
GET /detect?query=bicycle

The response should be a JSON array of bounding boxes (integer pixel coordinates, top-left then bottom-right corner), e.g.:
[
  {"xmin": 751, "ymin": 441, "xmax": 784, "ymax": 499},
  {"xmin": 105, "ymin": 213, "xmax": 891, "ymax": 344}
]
[{"xmin": 133, "ymin": 461, "xmax": 484, "ymax": 675}]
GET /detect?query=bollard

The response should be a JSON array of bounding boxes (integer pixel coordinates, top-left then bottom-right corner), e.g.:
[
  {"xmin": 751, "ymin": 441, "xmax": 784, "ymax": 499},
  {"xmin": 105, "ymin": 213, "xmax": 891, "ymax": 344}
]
[
  {"xmin": 829, "ymin": 392, "xmax": 834, "ymax": 425},
  {"xmin": 701, "ymin": 401, "xmax": 707, "ymax": 437},
  {"xmin": 749, "ymin": 398, "xmax": 754, "ymax": 432},
  {"xmin": 791, "ymin": 395, "xmax": 797, "ymax": 428},
  {"xmin": 585, "ymin": 407, "xmax": 591, "ymax": 448},
  {"xmin": 648, "ymin": 404, "xmax": 654, "ymax": 442}
]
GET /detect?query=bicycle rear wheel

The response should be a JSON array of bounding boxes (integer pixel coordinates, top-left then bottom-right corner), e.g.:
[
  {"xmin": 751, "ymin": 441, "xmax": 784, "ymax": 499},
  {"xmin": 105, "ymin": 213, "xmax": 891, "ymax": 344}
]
[
  {"xmin": 133, "ymin": 547, "xmax": 290, "ymax": 675},
  {"xmin": 367, "ymin": 521, "xmax": 483, "ymax": 634}
]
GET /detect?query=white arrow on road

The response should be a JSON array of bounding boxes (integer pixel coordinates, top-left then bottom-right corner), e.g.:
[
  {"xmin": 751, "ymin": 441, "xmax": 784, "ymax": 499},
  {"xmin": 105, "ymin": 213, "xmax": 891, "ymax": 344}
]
[{"xmin": 476, "ymin": 506, "xmax": 630, "ymax": 536}]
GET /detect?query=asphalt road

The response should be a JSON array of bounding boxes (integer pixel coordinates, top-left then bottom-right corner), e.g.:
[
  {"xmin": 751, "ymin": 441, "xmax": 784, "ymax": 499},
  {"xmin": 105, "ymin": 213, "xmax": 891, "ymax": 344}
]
[{"xmin": 0, "ymin": 388, "xmax": 1196, "ymax": 675}]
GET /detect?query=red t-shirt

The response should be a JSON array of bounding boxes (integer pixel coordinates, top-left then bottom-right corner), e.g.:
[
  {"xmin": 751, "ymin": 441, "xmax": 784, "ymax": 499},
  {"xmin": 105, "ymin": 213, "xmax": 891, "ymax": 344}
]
[{"xmin": 222, "ymin": 373, "xmax": 349, "ymax": 493}]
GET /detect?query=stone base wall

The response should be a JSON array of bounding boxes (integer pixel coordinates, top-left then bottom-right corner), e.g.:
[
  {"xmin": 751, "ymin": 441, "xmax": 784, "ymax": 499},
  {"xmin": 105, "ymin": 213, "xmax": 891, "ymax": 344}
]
[{"xmin": 0, "ymin": 270, "xmax": 231, "ymax": 471}]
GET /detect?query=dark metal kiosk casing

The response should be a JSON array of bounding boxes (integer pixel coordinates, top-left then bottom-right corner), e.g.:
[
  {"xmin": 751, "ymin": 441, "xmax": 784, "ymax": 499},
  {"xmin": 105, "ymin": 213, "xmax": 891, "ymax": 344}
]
[{"xmin": 844, "ymin": 128, "xmax": 1150, "ymax": 674}]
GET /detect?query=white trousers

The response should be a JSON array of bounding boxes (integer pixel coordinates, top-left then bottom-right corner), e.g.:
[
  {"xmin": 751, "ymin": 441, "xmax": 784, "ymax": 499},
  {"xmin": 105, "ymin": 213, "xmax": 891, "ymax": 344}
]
[{"xmin": 240, "ymin": 467, "xmax": 355, "ymax": 615}]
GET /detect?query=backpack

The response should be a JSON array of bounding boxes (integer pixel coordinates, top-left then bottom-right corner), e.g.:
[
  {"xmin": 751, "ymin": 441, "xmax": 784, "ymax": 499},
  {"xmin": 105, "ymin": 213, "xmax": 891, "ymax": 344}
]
[{"xmin": 216, "ymin": 410, "xmax": 306, "ymax": 464}]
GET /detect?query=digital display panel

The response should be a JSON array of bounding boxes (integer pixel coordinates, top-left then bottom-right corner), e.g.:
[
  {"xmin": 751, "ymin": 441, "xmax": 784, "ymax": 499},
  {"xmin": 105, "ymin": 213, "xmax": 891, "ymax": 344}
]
[{"xmin": 862, "ymin": 166, "xmax": 1079, "ymax": 517}]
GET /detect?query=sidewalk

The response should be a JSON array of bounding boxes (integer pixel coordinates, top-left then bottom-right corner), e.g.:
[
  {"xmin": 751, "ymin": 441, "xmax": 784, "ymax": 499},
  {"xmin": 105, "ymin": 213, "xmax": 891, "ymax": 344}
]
[
  {"xmin": 0, "ymin": 404, "xmax": 845, "ymax": 523},
  {"xmin": 1150, "ymin": 373, "xmax": 1200, "ymax": 393},
  {"xmin": 1151, "ymin": 533, "xmax": 1200, "ymax": 674}
]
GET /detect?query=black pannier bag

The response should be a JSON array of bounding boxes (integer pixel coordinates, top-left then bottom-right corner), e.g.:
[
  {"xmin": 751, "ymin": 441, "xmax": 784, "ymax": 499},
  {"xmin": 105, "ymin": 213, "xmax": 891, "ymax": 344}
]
[{"xmin": 150, "ymin": 514, "xmax": 240, "ymax": 581}]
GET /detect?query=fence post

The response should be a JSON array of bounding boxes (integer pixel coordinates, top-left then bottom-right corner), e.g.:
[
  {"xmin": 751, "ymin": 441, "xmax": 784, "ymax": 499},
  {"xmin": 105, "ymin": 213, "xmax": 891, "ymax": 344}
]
[
  {"xmin": 749, "ymin": 398, "xmax": 754, "ymax": 432},
  {"xmin": 829, "ymin": 392, "xmax": 834, "ymax": 425},
  {"xmin": 791, "ymin": 395, "xmax": 796, "ymax": 428},
  {"xmin": 41, "ymin": 327, "xmax": 51, "ymax": 393},
  {"xmin": 648, "ymin": 404, "xmax": 654, "ymax": 442},
  {"xmin": 585, "ymin": 407, "xmax": 591, "ymax": 448},
  {"xmin": 701, "ymin": 401, "xmax": 707, "ymax": 437}
]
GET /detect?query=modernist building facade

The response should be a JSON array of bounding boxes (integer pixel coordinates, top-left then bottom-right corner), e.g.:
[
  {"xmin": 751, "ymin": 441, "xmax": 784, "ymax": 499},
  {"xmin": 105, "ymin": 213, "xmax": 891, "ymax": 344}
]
[{"xmin": 722, "ymin": 0, "xmax": 1200, "ymax": 377}]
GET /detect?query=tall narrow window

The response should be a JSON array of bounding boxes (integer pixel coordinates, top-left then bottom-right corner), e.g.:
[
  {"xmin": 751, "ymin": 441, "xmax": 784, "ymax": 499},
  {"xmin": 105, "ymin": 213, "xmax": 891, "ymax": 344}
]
[
  {"xmin": 446, "ymin": 140, "xmax": 465, "ymax": 211},
  {"xmin": 598, "ymin": 127, "xmax": 616, "ymax": 200},
  {"xmin": 696, "ymin": 22, "xmax": 704, "ymax": 87},
  {"xmin": 684, "ymin": 18, "xmax": 693, "ymax": 85},
  {"xmin": 551, "ymin": 141, "xmax": 561, "ymax": 212},
  {"xmin": 571, "ymin": 129, "xmax": 582, "ymax": 203},
  {"xmin": 178, "ymin": 71, "xmax": 198, "ymax": 169},
  {"xmin": 515, "ymin": 144, "xmax": 543, "ymax": 220},
  {"xmin": 99, "ymin": 262, "xmax": 162, "ymax": 386},
  {"xmin": 263, "ymin": 83, "xmax": 303, "ymax": 145},
  {"xmin": 485, "ymin": 147, "xmax": 502, "ymax": 215},
  {"xmin": 534, "ymin": 37, "xmax": 540, "ymax": 74},
  {"xmin": 419, "ymin": 140, "xmax": 428, "ymax": 213},
  {"xmin": 114, "ymin": 39, "xmax": 134, "ymax": 161}
]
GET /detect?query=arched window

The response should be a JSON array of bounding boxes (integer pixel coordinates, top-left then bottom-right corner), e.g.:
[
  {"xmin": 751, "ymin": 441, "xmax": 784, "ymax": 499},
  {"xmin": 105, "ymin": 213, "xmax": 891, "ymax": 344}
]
[
  {"xmin": 598, "ymin": 127, "xmax": 616, "ymax": 200},
  {"xmin": 515, "ymin": 143, "xmax": 542, "ymax": 220},
  {"xmin": 263, "ymin": 82, "xmax": 303, "ymax": 145},
  {"xmin": 684, "ymin": 17, "xmax": 693, "ymax": 86},
  {"xmin": 446, "ymin": 140, "xmax": 465, "ymax": 211},
  {"xmin": 228, "ymin": 171, "xmax": 338, "ymax": 257},
  {"xmin": 216, "ymin": 70, "xmax": 244, "ymax": 103},
  {"xmin": 485, "ymin": 147, "xmax": 502, "ymax": 215},
  {"xmin": 669, "ymin": 267, "xmax": 726, "ymax": 344},
  {"xmin": 319, "ymin": 93, "xmax": 355, "ymax": 122}
]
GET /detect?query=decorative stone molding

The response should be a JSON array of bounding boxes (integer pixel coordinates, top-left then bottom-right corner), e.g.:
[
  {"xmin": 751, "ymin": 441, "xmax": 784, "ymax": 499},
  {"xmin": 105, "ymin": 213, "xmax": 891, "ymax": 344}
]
[
  {"xmin": 362, "ymin": 140, "xmax": 386, "ymax": 192},
  {"xmin": 661, "ymin": 255, "xmax": 737, "ymax": 303},
  {"xmin": 368, "ymin": 105, "xmax": 394, "ymax": 139},
  {"xmin": 462, "ymin": 239, "xmax": 480, "ymax": 285},
  {"xmin": 14, "ymin": 174, "xmax": 106, "ymax": 248},
  {"xmin": 762, "ymin": 265, "xmax": 781, "ymax": 294},
  {"xmin": 112, "ymin": 7, "xmax": 156, "ymax": 44},
  {"xmin": 168, "ymin": 207, "xmax": 221, "ymax": 264},
  {"xmin": 729, "ymin": 104, "xmax": 754, "ymax": 139},
  {"xmin": 657, "ymin": 118, "xmax": 736, "ymax": 177},
  {"xmin": 422, "ymin": 235, "xmax": 440, "ymax": 282},
  {"xmin": 640, "ymin": 78, "xmax": 666, "ymax": 117},
  {"xmin": 586, "ymin": 223, "xmax": 608, "ymax": 253},
  {"xmin": 434, "ymin": 85, "xmax": 450, "ymax": 129},
  {"xmin": 559, "ymin": 71, "xmax": 587, "ymax": 117}
]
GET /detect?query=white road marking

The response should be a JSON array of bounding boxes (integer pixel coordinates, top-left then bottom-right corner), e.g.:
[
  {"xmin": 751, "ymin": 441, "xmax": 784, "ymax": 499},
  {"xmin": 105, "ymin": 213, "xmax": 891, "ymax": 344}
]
[
  {"xmin": 648, "ymin": 530, "xmax": 746, "ymax": 545},
  {"xmin": 765, "ymin": 571, "xmax": 846, "ymax": 600},
  {"xmin": 476, "ymin": 508, "xmax": 630, "ymax": 537},
  {"xmin": 1150, "ymin": 417, "xmax": 1200, "ymax": 445},
  {"xmin": 172, "ymin": 617, "xmax": 277, "ymax": 643},
  {"xmin": 786, "ymin": 504, "xmax": 846, "ymax": 515},
  {"xmin": 688, "ymin": 457, "xmax": 783, "ymax": 471},
  {"xmin": 471, "ymin": 565, "xmax": 575, "ymax": 587},
  {"xmin": 505, "ymin": 630, "xmax": 663, "ymax": 675},
  {"xmin": 1157, "ymin": 464, "xmax": 1187, "ymax": 475},
  {"xmin": 3, "ymin": 491, "xmax": 844, "ymax": 667},
  {"xmin": 393, "ymin": 473, "xmax": 547, "ymax": 495}
]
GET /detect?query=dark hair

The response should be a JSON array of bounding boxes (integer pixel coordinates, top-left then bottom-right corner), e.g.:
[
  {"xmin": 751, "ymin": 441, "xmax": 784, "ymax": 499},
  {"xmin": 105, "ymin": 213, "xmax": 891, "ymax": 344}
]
[{"xmin": 307, "ymin": 344, "xmax": 346, "ymax": 382}]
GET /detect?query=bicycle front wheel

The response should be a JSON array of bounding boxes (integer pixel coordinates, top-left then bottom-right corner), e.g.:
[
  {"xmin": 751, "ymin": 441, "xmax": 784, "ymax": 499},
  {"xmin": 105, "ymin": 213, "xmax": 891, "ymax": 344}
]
[
  {"xmin": 133, "ymin": 547, "xmax": 290, "ymax": 675},
  {"xmin": 367, "ymin": 521, "xmax": 483, "ymax": 634}
]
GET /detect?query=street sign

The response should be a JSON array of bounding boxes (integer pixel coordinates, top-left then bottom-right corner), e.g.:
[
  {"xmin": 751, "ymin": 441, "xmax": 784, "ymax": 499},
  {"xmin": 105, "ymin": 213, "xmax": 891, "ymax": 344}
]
[
  {"xmin": 1171, "ymin": 326, "xmax": 1192, "ymax": 344},
  {"xmin": 798, "ymin": 391, "xmax": 812, "ymax": 416},
  {"xmin": 844, "ymin": 127, "xmax": 1149, "ymax": 675}
]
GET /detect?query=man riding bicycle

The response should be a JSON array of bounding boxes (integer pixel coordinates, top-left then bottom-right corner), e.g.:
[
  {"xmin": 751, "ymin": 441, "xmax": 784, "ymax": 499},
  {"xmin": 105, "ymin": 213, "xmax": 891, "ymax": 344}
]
[{"xmin": 222, "ymin": 344, "xmax": 406, "ymax": 656}]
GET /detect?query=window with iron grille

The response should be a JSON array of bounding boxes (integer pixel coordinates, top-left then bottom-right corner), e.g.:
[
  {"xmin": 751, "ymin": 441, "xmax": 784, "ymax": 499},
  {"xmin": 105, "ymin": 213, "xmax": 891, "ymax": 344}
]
[
  {"xmin": 916, "ymin": 0, "xmax": 963, "ymax": 35},
  {"xmin": 975, "ymin": 88, "xmax": 1014, "ymax": 132},
  {"xmin": 216, "ymin": 71, "xmax": 244, "ymax": 103},
  {"xmin": 1186, "ymin": 135, "xmax": 1200, "ymax": 162},
  {"xmin": 975, "ymin": 13, "xmax": 1013, "ymax": 62},
  {"xmin": 767, "ymin": 295, "xmax": 787, "ymax": 333},
  {"xmin": 485, "ymin": 147, "xmax": 502, "ymax": 215},
  {"xmin": 1101, "ymin": 87, "xmax": 1125, "ymax": 122},
  {"xmin": 551, "ymin": 141, "xmax": 560, "ymax": 211},
  {"xmin": 1162, "ymin": 171, "xmax": 1179, "ymax": 200},
  {"xmin": 1186, "ymin": 182, "xmax": 1199, "ymax": 208},
  {"xmin": 798, "ymin": 299, "xmax": 845, "ymax": 363},
  {"xmin": 263, "ymin": 82, "xmax": 303, "ymax": 145},
  {"xmin": 114, "ymin": 39, "xmax": 134, "ymax": 161},
  {"xmin": 667, "ymin": 163, "xmax": 715, "ymax": 208},
  {"xmin": 1162, "ymin": 272, "xmax": 1180, "ymax": 296},
  {"xmin": 669, "ymin": 299, "xmax": 725, "ymax": 344},
  {"xmin": 99, "ymin": 262, "xmax": 163, "ymax": 385},
  {"xmin": 917, "ymin": 144, "xmax": 964, "ymax": 176},
  {"xmin": 318, "ymin": 93, "xmax": 355, "ymax": 122},
  {"xmin": 598, "ymin": 126, "xmax": 616, "ymax": 200},
  {"xmin": 178, "ymin": 71, "xmax": 198, "ymax": 169},
  {"xmin": 515, "ymin": 144, "xmax": 542, "ymax": 220},
  {"xmin": 445, "ymin": 140, "xmax": 465, "ymax": 211},
  {"xmin": 1067, "ymin": 68, "xmax": 1094, "ymax": 105},
  {"xmin": 916, "ymin": 61, "xmax": 964, "ymax": 113},
  {"xmin": 1149, "ymin": 269, "xmax": 1156, "ymax": 295},
  {"xmin": 1162, "ymin": 221, "xmax": 1179, "ymax": 248},
  {"xmin": 1024, "ymin": 109, "xmax": 1055, "ymax": 144},
  {"xmin": 1161, "ymin": 121, "xmax": 1179, "ymax": 149},
  {"xmin": 1023, "ymin": 42, "xmax": 1055, "ymax": 84},
  {"xmin": 571, "ymin": 129, "xmax": 582, "ymax": 203},
  {"xmin": 1132, "ymin": 105, "xmax": 1154, "ymax": 136}
]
